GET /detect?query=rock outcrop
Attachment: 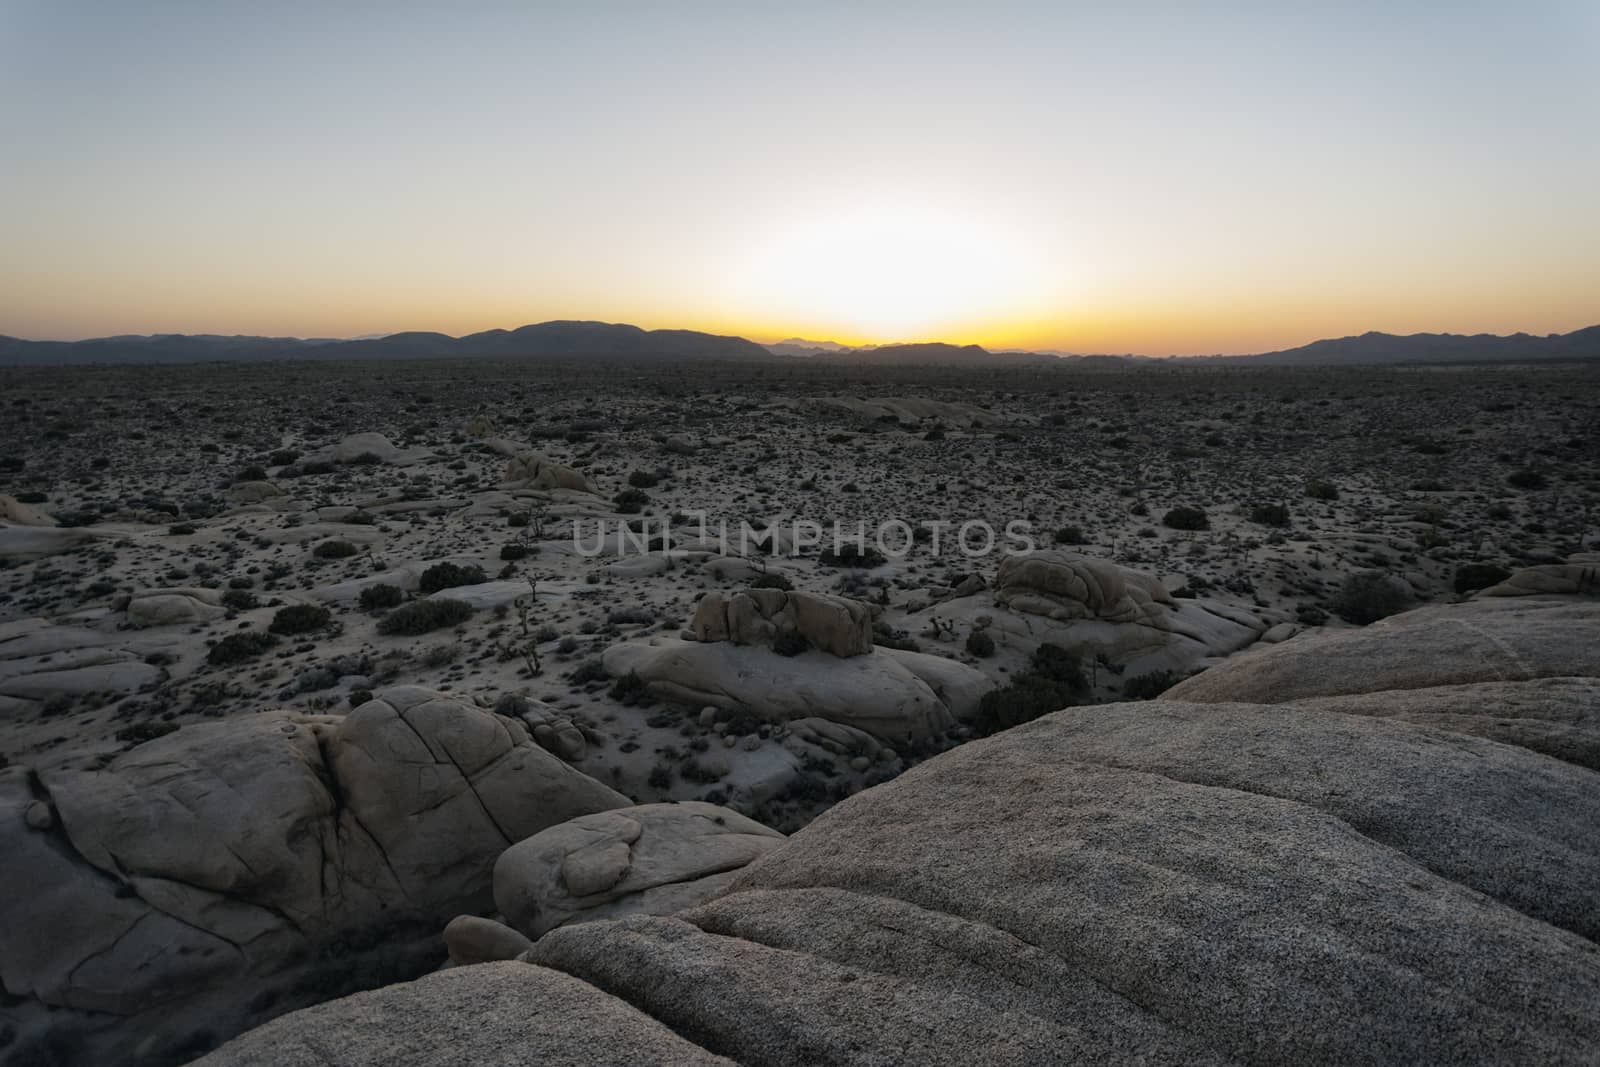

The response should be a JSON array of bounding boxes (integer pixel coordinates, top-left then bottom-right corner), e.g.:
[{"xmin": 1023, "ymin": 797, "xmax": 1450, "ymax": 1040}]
[
  {"xmin": 501, "ymin": 452, "xmax": 599, "ymax": 494},
  {"xmin": 993, "ymin": 550, "xmax": 1173, "ymax": 624},
  {"xmin": 198, "ymin": 591, "xmax": 1600, "ymax": 1066},
  {"xmin": 1480, "ymin": 553, "xmax": 1600, "ymax": 597},
  {"xmin": 125, "ymin": 586, "xmax": 228, "ymax": 627},
  {"xmin": 190, "ymin": 963, "xmax": 732, "ymax": 1067},
  {"xmin": 689, "ymin": 588, "xmax": 874, "ymax": 657},
  {"xmin": 603, "ymin": 636, "xmax": 989, "ymax": 741},
  {"xmin": 494, "ymin": 802, "xmax": 786, "ymax": 939},
  {"xmin": 0, "ymin": 686, "xmax": 626, "ymax": 1066}
]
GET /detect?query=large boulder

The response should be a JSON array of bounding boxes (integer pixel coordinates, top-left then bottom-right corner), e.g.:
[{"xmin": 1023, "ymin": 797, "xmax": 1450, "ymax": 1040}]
[
  {"xmin": 1164, "ymin": 595, "xmax": 1600, "ymax": 704},
  {"xmin": 0, "ymin": 686, "xmax": 626, "ymax": 1066},
  {"xmin": 602, "ymin": 637, "xmax": 988, "ymax": 741},
  {"xmin": 1480, "ymin": 554, "xmax": 1600, "ymax": 597},
  {"xmin": 993, "ymin": 550, "xmax": 1173, "ymax": 624},
  {"xmin": 125, "ymin": 586, "xmax": 227, "ymax": 627},
  {"xmin": 331, "ymin": 432, "xmax": 402, "ymax": 464},
  {"xmin": 690, "ymin": 588, "xmax": 874, "ymax": 657},
  {"xmin": 521, "ymin": 701, "xmax": 1600, "ymax": 1065},
  {"xmin": 494, "ymin": 802, "xmax": 785, "ymax": 939},
  {"xmin": 501, "ymin": 452, "xmax": 599, "ymax": 495},
  {"xmin": 190, "ymin": 963, "xmax": 732, "ymax": 1067},
  {"xmin": 0, "ymin": 493, "xmax": 56, "ymax": 526}
]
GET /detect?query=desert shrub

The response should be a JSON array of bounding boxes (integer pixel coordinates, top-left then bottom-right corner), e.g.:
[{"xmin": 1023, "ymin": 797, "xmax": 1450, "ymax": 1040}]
[
  {"xmin": 1053, "ymin": 526, "xmax": 1086, "ymax": 545},
  {"xmin": 819, "ymin": 543, "xmax": 887, "ymax": 568},
  {"xmin": 269, "ymin": 449, "xmax": 300, "ymax": 466},
  {"xmin": 236, "ymin": 465, "xmax": 267, "ymax": 482},
  {"xmin": 570, "ymin": 659, "xmax": 608, "ymax": 685},
  {"xmin": 208, "ymin": 631, "xmax": 278, "ymax": 665},
  {"xmin": 647, "ymin": 764, "xmax": 673, "ymax": 790},
  {"xmin": 1250, "ymin": 503, "xmax": 1290, "ymax": 527},
  {"xmin": 376, "ymin": 598, "xmax": 473, "ymax": 636},
  {"xmin": 1454, "ymin": 562, "xmax": 1511, "ymax": 595},
  {"xmin": 359, "ymin": 583, "xmax": 406, "ymax": 611},
  {"xmin": 313, "ymin": 539, "xmax": 359, "ymax": 559},
  {"xmin": 1331, "ymin": 570, "xmax": 1410, "ymax": 625},
  {"xmin": 872, "ymin": 623, "xmax": 920, "ymax": 652},
  {"xmin": 680, "ymin": 758, "xmax": 723, "ymax": 784},
  {"xmin": 417, "ymin": 561, "xmax": 486, "ymax": 594},
  {"xmin": 1296, "ymin": 603, "xmax": 1329, "ymax": 627},
  {"xmin": 628, "ymin": 470, "xmax": 661, "ymax": 488},
  {"xmin": 614, "ymin": 488, "xmax": 650, "ymax": 514},
  {"xmin": 349, "ymin": 688, "xmax": 374, "ymax": 708},
  {"xmin": 608, "ymin": 607, "xmax": 655, "ymax": 625},
  {"xmin": 1162, "ymin": 506, "xmax": 1209, "ymax": 531},
  {"xmin": 748, "ymin": 572, "xmax": 794, "ymax": 591},
  {"xmin": 270, "ymin": 603, "xmax": 331, "ymax": 635},
  {"xmin": 609, "ymin": 671, "xmax": 650, "ymax": 705},
  {"xmin": 972, "ymin": 643, "xmax": 1087, "ymax": 737},
  {"xmin": 1122, "ymin": 670, "xmax": 1180, "ymax": 700},
  {"xmin": 772, "ymin": 631, "xmax": 811, "ymax": 657},
  {"xmin": 347, "ymin": 452, "xmax": 385, "ymax": 466},
  {"xmin": 15, "ymin": 490, "xmax": 47, "ymax": 503},
  {"xmin": 168, "ymin": 522, "xmax": 198, "ymax": 536},
  {"xmin": 1304, "ymin": 479, "xmax": 1340, "ymax": 501},
  {"xmin": 115, "ymin": 721, "xmax": 179, "ymax": 746},
  {"xmin": 1507, "ymin": 468, "xmax": 1548, "ymax": 490},
  {"xmin": 965, "ymin": 629, "xmax": 996, "ymax": 657},
  {"xmin": 221, "ymin": 589, "xmax": 258, "ymax": 611}
]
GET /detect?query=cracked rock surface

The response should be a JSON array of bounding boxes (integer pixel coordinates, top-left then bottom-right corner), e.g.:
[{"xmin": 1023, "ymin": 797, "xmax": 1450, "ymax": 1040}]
[{"xmin": 0, "ymin": 685, "xmax": 625, "ymax": 1066}]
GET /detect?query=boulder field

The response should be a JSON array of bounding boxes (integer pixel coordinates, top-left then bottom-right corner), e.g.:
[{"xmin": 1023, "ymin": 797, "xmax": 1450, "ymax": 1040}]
[{"xmin": 194, "ymin": 585, "xmax": 1600, "ymax": 1065}]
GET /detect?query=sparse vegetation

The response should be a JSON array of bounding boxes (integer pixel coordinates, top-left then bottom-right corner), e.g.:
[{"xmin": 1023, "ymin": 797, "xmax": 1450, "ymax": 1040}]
[{"xmin": 376, "ymin": 598, "xmax": 474, "ymax": 636}]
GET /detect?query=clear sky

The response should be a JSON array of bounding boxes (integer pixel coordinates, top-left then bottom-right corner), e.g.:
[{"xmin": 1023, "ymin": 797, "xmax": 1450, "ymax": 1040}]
[{"xmin": 2, "ymin": 1, "xmax": 1596, "ymax": 354}]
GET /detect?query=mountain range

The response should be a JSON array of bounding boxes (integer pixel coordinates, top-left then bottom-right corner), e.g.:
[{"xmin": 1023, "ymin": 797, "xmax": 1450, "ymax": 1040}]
[{"xmin": 1, "ymin": 320, "xmax": 1596, "ymax": 367}]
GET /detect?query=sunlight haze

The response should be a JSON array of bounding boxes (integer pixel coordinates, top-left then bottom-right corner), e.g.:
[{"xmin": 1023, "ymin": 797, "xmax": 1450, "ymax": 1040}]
[{"xmin": 2, "ymin": 1, "xmax": 1596, "ymax": 353}]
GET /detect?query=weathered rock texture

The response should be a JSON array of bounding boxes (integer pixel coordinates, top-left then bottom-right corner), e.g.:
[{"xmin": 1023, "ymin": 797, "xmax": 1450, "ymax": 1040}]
[
  {"xmin": 0, "ymin": 685, "xmax": 626, "ymax": 1066},
  {"xmin": 689, "ymin": 588, "xmax": 874, "ymax": 657},
  {"xmin": 603, "ymin": 636, "xmax": 989, "ymax": 741},
  {"xmin": 199, "ymin": 593, "xmax": 1600, "ymax": 1066},
  {"xmin": 501, "ymin": 452, "xmax": 599, "ymax": 494},
  {"xmin": 494, "ymin": 801, "xmax": 786, "ymax": 939},
  {"xmin": 993, "ymin": 550, "xmax": 1174, "ymax": 624},
  {"xmin": 189, "ymin": 962, "xmax": 732, "ymax": 1067}
]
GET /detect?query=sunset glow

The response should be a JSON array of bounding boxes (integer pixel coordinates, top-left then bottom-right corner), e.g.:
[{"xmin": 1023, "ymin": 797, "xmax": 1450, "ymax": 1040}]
[{"xmin": 2, "ymin": 3, "xmax": 1597, "ymax": 353}]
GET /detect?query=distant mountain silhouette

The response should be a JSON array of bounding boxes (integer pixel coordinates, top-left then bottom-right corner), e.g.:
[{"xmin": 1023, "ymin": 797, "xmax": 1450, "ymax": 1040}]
[
  {"xmin": 2, "ymin": 321, "xmax": 1595, "ymax": 367},
  {"xmin": 0, "ymin": 320, "xmax": 771, "ymax": 365},
  {"xmin": 1236, "ymin": 326, "xmax": 1600, "ymax": 365}
]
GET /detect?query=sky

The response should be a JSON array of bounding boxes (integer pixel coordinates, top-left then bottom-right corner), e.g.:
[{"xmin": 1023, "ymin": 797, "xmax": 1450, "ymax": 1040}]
[{"xmin": 1, "ymin": 1, "xmax": 1596, "ymax": 354}]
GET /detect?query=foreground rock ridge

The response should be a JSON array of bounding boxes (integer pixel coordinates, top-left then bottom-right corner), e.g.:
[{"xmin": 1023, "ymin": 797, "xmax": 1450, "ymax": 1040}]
[{"xmin": 191, "ymin": 589, "xmax": 1600, "ymax": 1066}]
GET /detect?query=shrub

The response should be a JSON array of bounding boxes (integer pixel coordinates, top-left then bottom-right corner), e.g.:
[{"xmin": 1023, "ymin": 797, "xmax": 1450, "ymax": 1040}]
[
  {"xmin": 965, "ymin": 629, "xmax": 996, "ymax": 657},
  {"xmin": 1162, "ymin": 506, "xmax": 1209, "ymax": 531},
  {"xmin": 359, "ymin": 583, "xmax": 406, "ymax": 611},
  {"xmin": 772, "ymin": 631, "xmax": 811, "ymax": 657},
  {"xmin": 236, "ymin": 465, "xmax": 267, "ymax": 482},
  {"xmin": 1122, "ymin": 670, "xmax": 1180, "ymax": 700},
  {"xmin": 609, "ymin": 670, "xmax": 650, "ymax": 705},
  {"xmin": 208, "ymin": 631, "xmax": 278, "ymax": 665},
  {"xmin": 115, "ymin": 721, "xmax": 180, "ymax": 746},
  {"xmin": 628, "ymin": 470, "xmax": 661, "ymax": 488},
  {"xmin": 1304, "ymin": 479, "xmax": 1340, "ymax": 501},
  {"xmin": 500, "ymin": 544, "xmax": 530, "ymax": 561},
  {"xmin": 614, "ymin": 488, "xmax": 650, "ymax": 514},
  {"xmin": 376, "ymin": 598, "xmax": 473, "ymax": 636},
  {"xmin": 270, "ymin": 603, "xmax": 331, "ymax": 635},
  {"xmin": 314, "ymin": 539, "xmax": 359, "ymax": 559},
  {"xmin": 818, "ymin": 543, "xmax": 887, "ymax": 568},
  {"xmin": 1331, "ymin": 570, "xmax": 1410, "ymax": 625},
  {"xmin": 748, "ymin": 572, "xmax": 794, "ymax": 591},
  {"xmin": 417, "ymin": 561, "xmax": 486, "ymax": 594},
  {"xmin": 1507, "ymin": 468, "xmax": 1548, "ymax": 490},
  {"xmin": 1053, "ymin": 526, "xmax": 1086, "ymax": 545},
  {"xmin": 1250, "ymin": 503, "xmax": 1290, "ymax": 527},
  {"xmin": 570, "ymin": 659, "xmax": 608, "ymax": 685},
  {"xmin": 972, "ymin": 643, "xmax": 1088, "ymax": 737},
  {"xmin": 221, "ymin": 589, "xmax": 258, "ymax": 611},
  {"xmin": 1454, "ymin": 562, "xmax": 1511, "ymax": 595},
  {"xmin": 647, "ymin": 764, "xmax": 673, "ymax": 790}
]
